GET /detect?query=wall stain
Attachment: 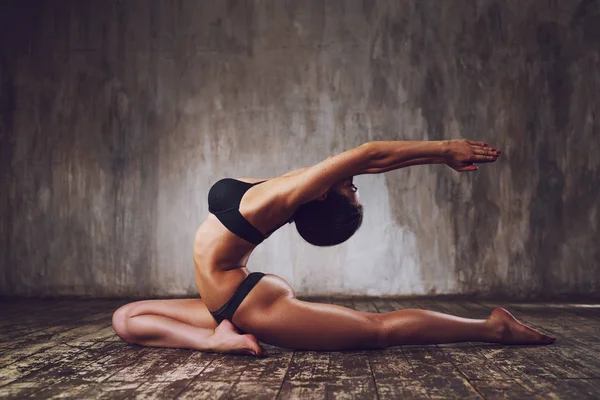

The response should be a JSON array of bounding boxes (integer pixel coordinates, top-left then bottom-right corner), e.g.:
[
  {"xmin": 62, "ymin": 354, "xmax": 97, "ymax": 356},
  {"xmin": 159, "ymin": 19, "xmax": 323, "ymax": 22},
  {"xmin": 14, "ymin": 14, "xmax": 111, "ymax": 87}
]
[{"xmin": 0, "ymin": 0, "xmax": 598, "ymax": 298}]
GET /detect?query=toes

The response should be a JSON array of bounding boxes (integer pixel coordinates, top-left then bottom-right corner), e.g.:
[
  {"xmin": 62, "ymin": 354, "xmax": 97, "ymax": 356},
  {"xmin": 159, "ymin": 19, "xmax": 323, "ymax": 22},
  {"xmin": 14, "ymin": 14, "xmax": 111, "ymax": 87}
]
[
  {"xmin": 254, "ymin": 344, "xmax": 266, "ymax": 357},
  {"xmin": 542, "ymin": 334, "xmax": 556, "ymax": 344},
  {"xmin": 243, "ymin": 334, "xmax": 265, "ymax": 357}
]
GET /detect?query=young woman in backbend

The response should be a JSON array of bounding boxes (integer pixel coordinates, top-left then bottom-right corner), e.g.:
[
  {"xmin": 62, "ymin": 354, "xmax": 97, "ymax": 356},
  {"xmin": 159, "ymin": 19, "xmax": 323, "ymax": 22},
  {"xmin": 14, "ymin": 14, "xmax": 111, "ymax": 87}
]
[{"xmin": 112, "ymin": 139, "xmax": 555, "ymax": 356}]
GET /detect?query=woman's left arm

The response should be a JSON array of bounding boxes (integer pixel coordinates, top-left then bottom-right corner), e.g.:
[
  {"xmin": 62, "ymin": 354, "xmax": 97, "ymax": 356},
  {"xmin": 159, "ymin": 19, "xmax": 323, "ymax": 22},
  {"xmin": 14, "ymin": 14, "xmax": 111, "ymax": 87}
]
[{"xmin": 238, "ymin": 167, "xmax": 310, "ymax": 183}]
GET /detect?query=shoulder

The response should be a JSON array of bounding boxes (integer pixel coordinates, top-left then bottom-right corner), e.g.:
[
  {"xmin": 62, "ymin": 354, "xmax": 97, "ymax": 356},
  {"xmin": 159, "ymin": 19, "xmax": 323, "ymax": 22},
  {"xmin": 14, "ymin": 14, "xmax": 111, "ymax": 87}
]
[
  {"xmin": 235, "ymin": 177, "xmax": 269, "ymax": 183},
  {"xmin": 277, "ymin": 144, "xmax": 373, "ymax": 208},
  {"xmin": 239, "ymin": 143, "xmax": 372, "ymax": 216}
]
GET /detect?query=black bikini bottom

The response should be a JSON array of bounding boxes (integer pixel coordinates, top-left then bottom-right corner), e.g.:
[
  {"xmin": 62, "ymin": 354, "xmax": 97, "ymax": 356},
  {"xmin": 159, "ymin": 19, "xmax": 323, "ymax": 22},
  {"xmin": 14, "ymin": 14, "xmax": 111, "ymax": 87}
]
[{"xmin": 209, "ymin": 272, "xmax": 265, "ymax": 324}]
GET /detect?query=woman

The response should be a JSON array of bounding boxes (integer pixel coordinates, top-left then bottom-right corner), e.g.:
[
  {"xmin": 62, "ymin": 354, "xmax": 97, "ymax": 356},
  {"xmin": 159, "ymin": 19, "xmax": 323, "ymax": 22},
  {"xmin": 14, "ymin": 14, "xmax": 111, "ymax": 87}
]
[{"xmin": 112, "ymin": 139, "xmax": 555, "ymax": 356}]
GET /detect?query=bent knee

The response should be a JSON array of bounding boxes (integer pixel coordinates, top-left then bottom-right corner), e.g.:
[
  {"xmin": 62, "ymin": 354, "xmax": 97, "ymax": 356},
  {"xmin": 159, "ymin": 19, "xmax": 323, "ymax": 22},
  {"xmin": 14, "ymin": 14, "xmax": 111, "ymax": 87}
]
[
  {"xmin": 367, "ymin": 314, "xmax": 388, "ymax": 349},
  {"xmin": 111, "ymin": 304, "xmax": 136, "ymax": 343}
]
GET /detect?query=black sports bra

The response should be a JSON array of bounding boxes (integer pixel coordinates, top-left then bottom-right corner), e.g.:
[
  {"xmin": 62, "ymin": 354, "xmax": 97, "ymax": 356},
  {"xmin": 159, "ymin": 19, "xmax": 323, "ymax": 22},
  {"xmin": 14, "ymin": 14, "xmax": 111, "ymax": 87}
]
[{"xmin": 207, "ymin": 178, "xmax": 294, "ymax": 245}]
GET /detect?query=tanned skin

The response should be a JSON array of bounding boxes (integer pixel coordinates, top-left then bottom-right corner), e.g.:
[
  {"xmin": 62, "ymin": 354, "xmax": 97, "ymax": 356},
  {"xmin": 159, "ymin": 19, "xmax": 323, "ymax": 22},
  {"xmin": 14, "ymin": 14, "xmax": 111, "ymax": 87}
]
[{"xmin": 112, "ymin": 139, "xmax": 555, "ymax": 356}]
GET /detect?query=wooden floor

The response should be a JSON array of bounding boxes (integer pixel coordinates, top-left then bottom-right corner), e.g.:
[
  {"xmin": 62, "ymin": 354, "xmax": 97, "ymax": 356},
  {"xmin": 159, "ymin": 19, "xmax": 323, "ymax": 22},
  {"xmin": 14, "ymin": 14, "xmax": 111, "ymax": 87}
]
[{"xmin": 0, "ymin": 299, "xmax": 599, "ymax": 399}]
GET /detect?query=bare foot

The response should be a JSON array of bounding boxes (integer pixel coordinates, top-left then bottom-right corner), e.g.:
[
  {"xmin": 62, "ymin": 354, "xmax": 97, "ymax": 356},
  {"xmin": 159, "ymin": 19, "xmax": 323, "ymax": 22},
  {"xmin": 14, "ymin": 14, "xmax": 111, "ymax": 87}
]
[
  {"xmin": 211, "ymin": 319, "xmax": 265, "ymax": 357},
  {"xmin": 488, "ymin": 308, "xmax": 556, "ymax": 345}
]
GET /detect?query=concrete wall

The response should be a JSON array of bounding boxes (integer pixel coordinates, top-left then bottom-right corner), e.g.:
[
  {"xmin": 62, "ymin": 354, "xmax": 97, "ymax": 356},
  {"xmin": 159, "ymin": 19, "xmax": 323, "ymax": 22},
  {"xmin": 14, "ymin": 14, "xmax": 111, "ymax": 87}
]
[{"xmin": 1, "ymin": 0, "xmax": 599, "ymax": 299}]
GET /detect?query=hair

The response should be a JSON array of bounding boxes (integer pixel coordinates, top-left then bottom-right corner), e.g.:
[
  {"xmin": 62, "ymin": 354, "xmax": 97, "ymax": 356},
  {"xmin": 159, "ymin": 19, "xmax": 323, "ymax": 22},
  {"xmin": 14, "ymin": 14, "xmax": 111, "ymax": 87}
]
[{"xmin": 293, "ymin": 191, "xmax": 364, "ymax": 246}]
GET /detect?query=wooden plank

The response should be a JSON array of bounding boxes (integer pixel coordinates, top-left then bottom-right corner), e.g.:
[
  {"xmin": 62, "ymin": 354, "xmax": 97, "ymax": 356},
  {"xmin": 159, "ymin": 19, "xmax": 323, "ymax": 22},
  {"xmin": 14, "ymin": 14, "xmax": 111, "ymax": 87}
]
[
  {"xmin": 278, "ymin": 377, "xmax": 377, "ymax": 400},
  {"xmin": 477, "ymin": 346, "xmax": 559, "ymax": 379},
  {"xmin": 3, "ymin": 298, "xmax": 599, "ymax": 400},
  {"xmin": 326, "ymin": 351, "xmax": 374, "ymax": 380},
  {"xmin": 0, "ymin": 342, "xmax": 101, "ymax": 386},
  {"xmin": 0, "ymin": 320, "xmax": 97, "ymax": 353},
  {"xmin": 284, "ymin": 351, "xmax": 331, "ymax": 382},
  {"xmin": 367, "ymin": 347, "xmax": 416, "ymax": 381},
  {"xmin": 21, "ymin": 379, "xmax": 137, "ymax": 399},
  {"xmin": 67, "ymin": 326, "xmax": 122, "ymax": 347},
  {"xmin": 470, "ymin": 379, "xmax": 535, "ymax": 399},
  {"xmin": 282, "ymin": 348, "xmax": 379, "ymax": 397},
  {"xmin": 14, "ymin": 341, "xmax": 117, "ymax": 384},
  {"xmin": 73, "ymin": 342, "xmax": 150, "ymax": 383},
  {"xmin": 235, "ymin": 350, "xmax": 292, "ymax": 383},
  {"xmin": 329, "ymin": 298, "xmax": 355, "ymax": 310},
  {"xmin": 390, "ymin": 299, "xmax": 428, "ymax": 310},
  {"xmin": 520, "ymin": 345, "xmax": 600, "ymax": 379},
  {"xmin": 124, "ymin": 380, "xmax": 194, "ymax": 400},
  {"xmin": 478, "ymin": 301, "xmax": 600, "ymax": 378},
  {"xmin": 177, "ymin": 381, "xmax": 235, "ymax": 400},
  {"xmin": 53, "ymin": 321, "xmax": 114, "ymax": 342},
  {"xmin": 0, "ymin": 300, "xmax": 93, "ymax": 330},
  {"xmin": 0, "ymin": 299, "xmax": 70, "ymax": 320},
  {"xmin": 160, "ymin": 351, "xmax": 216, "ymax": 382},
  {"xmin": 0, "ymin": 381, "xmax": 48, "ymax": 400},
  {"xmin": 123, "ymin": 351, "xmax": 217, "ymax": 400},
  {"xmin": 226, "ymin": 380, "xmax": 282, "ymax": 400},
  {"xmin": 515, "ymin": 376, "xmax": 600, "ymax": 399},
  {"xmin": 420, "ymin": 376, "xmax": 481, "ymax": 399},
  {"xmin": 441, "ymin": 347, "xmax": 508, "ymax": 380},
  {"xmin": 375, "ymin": 379, "xmax": 430, "ymax": 400},
  {"xmin": 0, "ymin": 321, "xmax": 112, "ymax": 368},
  {"xmin": 76, "ymin": 382, "xmax": 142, "ymax": 399},
  {"xmin": 403, "ymin": 347, "xmax": 462, "ymax": 378},
  {"xmin": 106, "ymin": 347, "xmax": 193, "ymax": 382},
  {"xmin": 478, "ymin": 301, "xmax": 593, "ymax": 345},
  {"xmin": 277, "ymin": 381, "xmax": 326, "ymax": 400},
  {"xmin": 0, "ymin": 329, "xmax": 60, "ymax": 352},
  {"xmin": 195, "ymin": 354, "xmax": 261, "ymax": 382},
  {"xmin": 403, "ymin": 347, "xmax": 481, "ymax": 398},
  {"xmin": 352, "ymin": 299, "xmax": 379, "ymax": 313},
  {"xmin": 372, "ymin": 299, "xmax": 397, "ymax": 313}
]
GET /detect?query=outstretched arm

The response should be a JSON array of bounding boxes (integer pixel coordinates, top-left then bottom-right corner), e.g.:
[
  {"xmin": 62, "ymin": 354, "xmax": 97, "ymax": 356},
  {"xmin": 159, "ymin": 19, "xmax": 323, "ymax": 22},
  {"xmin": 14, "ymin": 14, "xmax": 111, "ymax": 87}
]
[
  {"xmin": 361, "ymin": 140, "xmax": 500, "ymax": 174},
  {"xmin": 282, "ymin": 139, "xmax": 501, "ymax": 207}
]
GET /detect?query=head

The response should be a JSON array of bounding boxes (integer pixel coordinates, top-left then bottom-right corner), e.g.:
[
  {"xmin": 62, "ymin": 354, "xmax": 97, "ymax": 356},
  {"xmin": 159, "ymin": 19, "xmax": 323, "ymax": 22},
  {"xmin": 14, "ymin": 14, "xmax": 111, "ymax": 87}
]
[{"xmin": 293, "ymin": 177, "xmax": 364, "ymax": 246}]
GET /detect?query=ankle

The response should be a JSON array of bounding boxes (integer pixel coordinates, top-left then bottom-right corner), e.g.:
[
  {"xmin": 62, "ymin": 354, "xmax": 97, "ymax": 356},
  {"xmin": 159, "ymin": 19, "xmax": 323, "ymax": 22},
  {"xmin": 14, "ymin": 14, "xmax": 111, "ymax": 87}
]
[{"xmin": 485, "ymin": 315, "xmax": 509, "ymax": 343}]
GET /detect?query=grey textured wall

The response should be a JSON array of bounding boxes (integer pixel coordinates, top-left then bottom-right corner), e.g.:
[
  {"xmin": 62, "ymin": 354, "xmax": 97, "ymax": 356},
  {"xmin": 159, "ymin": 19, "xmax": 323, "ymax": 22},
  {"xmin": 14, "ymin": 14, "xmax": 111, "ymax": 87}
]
[{"xmin": 1, "ymin": 0, "xmax": 599, "ymax": 299}]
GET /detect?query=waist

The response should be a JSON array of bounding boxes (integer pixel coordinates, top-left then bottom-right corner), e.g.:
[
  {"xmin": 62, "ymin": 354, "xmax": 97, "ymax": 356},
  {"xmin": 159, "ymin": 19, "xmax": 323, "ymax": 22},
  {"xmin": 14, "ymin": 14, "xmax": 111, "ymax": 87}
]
[{"xmin": 194, "ymin": 264, "xmax": 251, "ymax": 312}]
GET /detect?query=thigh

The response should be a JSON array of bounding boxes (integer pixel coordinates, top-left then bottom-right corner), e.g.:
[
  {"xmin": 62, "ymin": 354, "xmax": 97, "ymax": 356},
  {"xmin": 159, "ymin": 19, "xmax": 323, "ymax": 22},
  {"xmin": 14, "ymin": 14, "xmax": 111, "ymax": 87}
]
[
  {"xmin": 119, "ymin": 298, "xmax": 218, "ymax": 330},
  {"xmin": 234, "ymin": 295, "xmax": 381, "ymax": 351}
]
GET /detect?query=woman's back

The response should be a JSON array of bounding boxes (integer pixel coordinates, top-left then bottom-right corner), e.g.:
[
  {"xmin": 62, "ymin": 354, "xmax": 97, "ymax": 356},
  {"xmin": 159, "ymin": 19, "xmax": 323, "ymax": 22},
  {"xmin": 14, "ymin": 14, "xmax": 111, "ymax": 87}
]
[{"xmin": 193, "ymin": 176, "xmax": 296, "ymax": 311}]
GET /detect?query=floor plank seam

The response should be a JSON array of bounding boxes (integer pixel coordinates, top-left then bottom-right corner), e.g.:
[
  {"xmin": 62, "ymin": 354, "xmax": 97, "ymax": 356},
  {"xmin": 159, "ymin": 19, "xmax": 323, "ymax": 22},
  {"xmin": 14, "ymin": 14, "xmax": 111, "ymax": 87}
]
[
  {"xmin": 0, "ymin": 323, "xmax": 112, "ymax": 372},
  {"xmin": 2, "ymin": 300, "xmax": 600, "ymax": 399},
  {"xmin": 2, "ymin": 341, "xmax": 119, "ymax": 397},
  {"xmin": 0, "ymin": 339, "xmax": 108, "ymax": 389},
  {"xmin": 172, "ymin": 353, "xmax": 218, "ymax": 399},
  {"xmin": 366, "ymin": 359, "xmax": 381, "ymax": 400},
  {"xmin": 275, "ymin": 349, "xmax": 295, "ymax": 399}
]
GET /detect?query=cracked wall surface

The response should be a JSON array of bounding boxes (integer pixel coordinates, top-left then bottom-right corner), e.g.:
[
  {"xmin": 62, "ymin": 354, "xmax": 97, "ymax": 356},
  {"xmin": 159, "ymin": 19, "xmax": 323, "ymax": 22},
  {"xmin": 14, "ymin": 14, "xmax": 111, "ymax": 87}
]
[{"xmin": 1, "ymin": 0, "xmax": 598, "ymax": 298}]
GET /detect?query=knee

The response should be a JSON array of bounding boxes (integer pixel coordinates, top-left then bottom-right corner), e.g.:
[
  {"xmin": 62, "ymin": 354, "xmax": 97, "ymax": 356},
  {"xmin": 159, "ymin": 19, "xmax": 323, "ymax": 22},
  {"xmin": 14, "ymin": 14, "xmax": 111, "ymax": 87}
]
[
  {"xmin": 111, "ymin": 304, "xmax": 136, "ymax": 344},
  {"xmin": 367, "ymin": 314, "xmax": 389, "ymax": 349}
]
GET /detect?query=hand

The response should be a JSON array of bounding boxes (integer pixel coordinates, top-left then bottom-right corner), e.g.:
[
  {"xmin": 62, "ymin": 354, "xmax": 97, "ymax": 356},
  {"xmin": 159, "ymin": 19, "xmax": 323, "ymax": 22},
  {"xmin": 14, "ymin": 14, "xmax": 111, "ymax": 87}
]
[{"xmin": 444, "ymin": 139, "xmax": 501, "ymax": 172}]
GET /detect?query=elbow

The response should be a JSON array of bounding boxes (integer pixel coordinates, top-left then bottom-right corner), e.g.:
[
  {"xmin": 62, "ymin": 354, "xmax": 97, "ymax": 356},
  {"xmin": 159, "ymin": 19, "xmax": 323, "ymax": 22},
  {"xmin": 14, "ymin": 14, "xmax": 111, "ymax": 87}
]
[
  {"xmin": 358, "ymin": 141, "xmax": 380, "ymax": 161},
  {"xmin": 356, "ymin": 141, "xmax": 391, "ymax": 174},
  {"xmin": 357, "ymin": 142, "xmax": 383, "ymax": 172}
]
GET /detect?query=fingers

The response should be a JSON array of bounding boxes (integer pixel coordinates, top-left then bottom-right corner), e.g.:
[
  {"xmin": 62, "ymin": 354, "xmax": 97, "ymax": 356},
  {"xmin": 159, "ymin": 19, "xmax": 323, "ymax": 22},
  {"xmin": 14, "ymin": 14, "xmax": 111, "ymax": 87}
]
[
  {"xmin": 467, "ymin": 140, "xmax": 488, "ymax": 147},
  {"xmin": 472, "ymin": 154, "xmax": 498, "ymax": 162},
  {"xmin": 468, "ymin": 140, "xmax": 503, "ymax": 156},
  {"xmin": 473, "ymin": 148, "xmax": 501, "ymax": 156},
  {"xmin": 456, "ymin": 164, "xmax": 478, "ymax": 172}
]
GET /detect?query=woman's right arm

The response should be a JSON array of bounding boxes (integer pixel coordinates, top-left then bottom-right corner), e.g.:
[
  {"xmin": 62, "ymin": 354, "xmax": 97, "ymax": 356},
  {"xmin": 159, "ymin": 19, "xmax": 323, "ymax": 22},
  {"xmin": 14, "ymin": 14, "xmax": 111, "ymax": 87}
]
[
  {"xmin": 361, "ymin": 140, "xmax": 500, "ymax": 173},
  {"xmin": 281, "ymin": 139, "xmax": 501, "ymax": 207}
]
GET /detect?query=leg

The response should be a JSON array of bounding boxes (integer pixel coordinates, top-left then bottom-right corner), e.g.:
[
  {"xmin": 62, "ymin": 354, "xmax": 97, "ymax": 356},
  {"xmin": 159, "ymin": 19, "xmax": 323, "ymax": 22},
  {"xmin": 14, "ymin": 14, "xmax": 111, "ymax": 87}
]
[
  {"xmin": 112, "ymin": 298, "xmax": 264, "ymax": 355},
  {"xmin": 234, "ymin": 297, "xmax": 555, "ymax": 351}
]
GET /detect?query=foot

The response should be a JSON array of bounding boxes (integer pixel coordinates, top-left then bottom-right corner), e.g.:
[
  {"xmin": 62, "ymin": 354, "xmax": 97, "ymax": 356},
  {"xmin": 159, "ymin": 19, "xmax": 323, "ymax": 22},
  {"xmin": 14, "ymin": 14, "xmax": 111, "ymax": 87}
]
[
  {"xmin": 488, "ymin": 308, "xmax": 556, "ymax": 345},
  {"xmin": 211, "ymin": 319, "xmax": 265, "ymax": 357}
]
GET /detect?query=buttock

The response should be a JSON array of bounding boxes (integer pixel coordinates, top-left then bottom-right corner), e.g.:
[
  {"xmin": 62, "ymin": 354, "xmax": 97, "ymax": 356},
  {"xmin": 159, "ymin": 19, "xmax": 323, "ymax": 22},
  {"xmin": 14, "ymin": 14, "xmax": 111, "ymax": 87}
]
[{"xmin": 230, "ymin": 273, "xmax": 296, "ymax": 326}]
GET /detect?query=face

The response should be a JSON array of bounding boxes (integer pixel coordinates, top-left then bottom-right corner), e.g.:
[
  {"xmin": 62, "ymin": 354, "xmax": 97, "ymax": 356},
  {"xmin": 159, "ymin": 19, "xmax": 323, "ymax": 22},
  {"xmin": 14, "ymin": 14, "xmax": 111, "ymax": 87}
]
[{"xmin": 330, "ymin": 176, "xmax": 360, "ymax": 206}]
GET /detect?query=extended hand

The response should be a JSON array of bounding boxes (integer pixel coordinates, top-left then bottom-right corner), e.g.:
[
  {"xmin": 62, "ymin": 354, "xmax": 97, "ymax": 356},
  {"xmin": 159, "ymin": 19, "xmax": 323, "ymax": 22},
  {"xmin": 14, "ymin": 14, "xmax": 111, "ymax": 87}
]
[{"xmin": 444, "ymin": 140, "xmax": 501, "ymax": 172}]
